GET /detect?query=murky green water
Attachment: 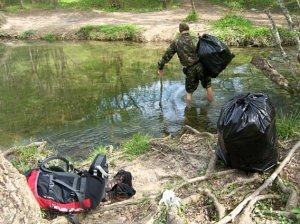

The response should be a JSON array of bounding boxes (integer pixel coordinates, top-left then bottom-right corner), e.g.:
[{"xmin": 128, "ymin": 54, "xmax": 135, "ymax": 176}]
[{"xmin": 0, "ymin": 41, "xmax": 299, "ymax": 158}]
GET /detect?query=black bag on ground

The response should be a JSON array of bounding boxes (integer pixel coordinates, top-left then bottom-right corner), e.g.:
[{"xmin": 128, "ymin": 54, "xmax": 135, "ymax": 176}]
[
  {"xmin": 197, "ymin": 34, "xmax": 235, "ymax": 78},
  {"xmin": 108, "ymin": 169, "xmax": 136, "ymax": 200},
  {"xmin": 26, "ymin": 154, "xmax": 108, "ymax": 213},
  {"xmin": 216, "ymin": 93, "xmax": 278, "ymax": 172}
]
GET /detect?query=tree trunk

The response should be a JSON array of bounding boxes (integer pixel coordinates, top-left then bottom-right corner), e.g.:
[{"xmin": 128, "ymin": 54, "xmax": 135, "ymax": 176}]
[
  {"xmin": 190, "ymin": 0, "xmax": 196, "ymax": 12},
  {"xmin": 162, "ymin": 0, "xmax": 167, "ymax": 9},
  {"xmin": 0, "ymin": 154, "xmax": 46, "ymax": 224},
  {"xmin": 0, "ymin": 0, "xmax": 5, "ymax": 9}
]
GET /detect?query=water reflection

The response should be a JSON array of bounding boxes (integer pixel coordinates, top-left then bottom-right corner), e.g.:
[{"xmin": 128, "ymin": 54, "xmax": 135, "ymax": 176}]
[{"xmin": 0, "ymin": 41, "xmax": 298, "ymax": 158}]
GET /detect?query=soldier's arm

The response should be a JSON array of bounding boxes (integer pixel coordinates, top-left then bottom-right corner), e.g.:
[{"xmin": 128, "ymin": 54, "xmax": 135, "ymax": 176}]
[{"xmin": 158, "ymin": 41, "xmax": 177, "ymax": 70}]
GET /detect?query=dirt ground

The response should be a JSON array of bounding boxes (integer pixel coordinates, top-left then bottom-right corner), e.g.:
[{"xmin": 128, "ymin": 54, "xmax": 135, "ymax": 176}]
[
  {"xmin": 0, "ymin": 0, "xmax": 286, "ymax": 42},
  {"xmin": 76, "ymin": 132, "xmax": 300, "ymax": 224}
]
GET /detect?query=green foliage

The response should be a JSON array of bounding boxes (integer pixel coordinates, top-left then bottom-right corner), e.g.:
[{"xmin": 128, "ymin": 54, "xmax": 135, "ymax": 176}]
[
  {"xmin": 77, "ymin": 24, "xmax": 142, "ymax": 41},
  {"xmin": 42, "ymin": 32, "xmax": 56, "ymax": 42},
  {"xmin": 276, "ymin": 111, "xmax": 300, "ymax": 140},
  {"xmin": 291, "ymin": 208, "xmax": 300, "ymax": 223},
  {"xmin": 121, "ymin": 133, "xmax": 151, "ymax": 160},
  {"xmin": 183, "ymin": 10, "xmax": 199, "ymax": 22},
  {"xmin": 212, "ymin": 14, "xmax": 294, "ymax": 47},
  {"xmin": 208, "ymin": 0, "xmax": 277, "ymax": 10}
]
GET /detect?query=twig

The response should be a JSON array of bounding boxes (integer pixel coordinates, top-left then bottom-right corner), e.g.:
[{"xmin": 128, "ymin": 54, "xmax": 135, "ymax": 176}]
[{"xmin": 216, "ymin": 140, "xmax": 300, "ymax": 224}]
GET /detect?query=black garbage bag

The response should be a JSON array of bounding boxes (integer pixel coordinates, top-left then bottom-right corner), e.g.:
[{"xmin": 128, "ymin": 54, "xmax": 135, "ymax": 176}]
[
  {"xmin": 197, "ymin": 34, "xmax": 235, "ymax": 78},
  {"xmin": 216, "ymin": 93, "xmax": 278, "ymax": 172}
]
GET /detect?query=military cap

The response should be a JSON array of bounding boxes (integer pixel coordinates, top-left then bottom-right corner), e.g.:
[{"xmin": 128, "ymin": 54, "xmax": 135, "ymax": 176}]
[{"xmin": 179, "ymin": 22, "xmax": 189, "ymax": 32}]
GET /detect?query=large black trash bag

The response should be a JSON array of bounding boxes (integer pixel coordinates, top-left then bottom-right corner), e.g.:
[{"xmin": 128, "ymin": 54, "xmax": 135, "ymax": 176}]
[
  {"xmin": 197, "ymin": 34, "xmax": 235, "ymax": 78},
  {"xmin": 216, "ymin": 93, "xmax": 278, "ymax": 172}
]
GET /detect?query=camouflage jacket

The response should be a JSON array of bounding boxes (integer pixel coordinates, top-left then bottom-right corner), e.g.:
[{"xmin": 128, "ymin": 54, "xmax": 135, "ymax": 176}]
[{"xmin": 158, "ymin": 33, "xmax": 199, "ymax": 70}]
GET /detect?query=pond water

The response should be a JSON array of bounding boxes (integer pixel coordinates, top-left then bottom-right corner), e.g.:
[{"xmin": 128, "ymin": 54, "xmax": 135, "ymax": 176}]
[{"xmin": 0, "ymin": 41, "xmax": 299, "ymax": 158}]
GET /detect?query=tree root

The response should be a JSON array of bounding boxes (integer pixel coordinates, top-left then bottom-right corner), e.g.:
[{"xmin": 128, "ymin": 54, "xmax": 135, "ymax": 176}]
[
  {"xmin": 201, "ymin": 189, "xmax": 226, "ymax": 220},
  {"xmin": 205, "ymin": 154, "xmax": 217, "ymax": 175},
  {"xmin": 235, "ymin": 194, "xmax": 280, "ymax": 224},
  {"xmin": 224, "ymin": 173, "xmax": 260, "ymax": 199},
  {"xmin": 174, "ymin": 169, "xmax": 238, "ymax": 191},
  {"xmin": 183, "ymin": 125, "xmax": 216, "ymax": 139},
  {"xmin": 216, "ymin": 140, "xmax": 300, "ymax": 224},
  {"xmin": 277, "ymin": 176, "xmax": 298, "ymax": 209}
]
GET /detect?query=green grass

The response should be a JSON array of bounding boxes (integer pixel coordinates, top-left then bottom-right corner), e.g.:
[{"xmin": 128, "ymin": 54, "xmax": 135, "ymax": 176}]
[
  {"xmin": 183, "ymin": 10, "xmax": 200, "ymax": 22},
  {"xmin": 88, "ymin": 145, "xmax": 108, "ymax": 161},
  {"xmin": 276, "ymin": 111, "xmax": 300, "ymax": 140},
  {"xmin": 208, "ymin": 0, "xmax": 277, "ymax": 10},
  {"xmin": 20, "ymin": 29, "xmax": 35, "ymax": 39},
  {"xmin": 42, "ymin": 32, "xmax": 56, "ymax": 42},
  {"xmin": 10, "ymin": 146, "xmax": 41, "ymax": 173},
  {"xmin": 3, "ymin": 0, "xmax": 181, "ymax": 12},
  {"xmin": 212, "ymin": 14, "xmax": 295, "ymax": 47},
  {"xmin": 77, "ymin": 24, "xmax": 143, "ymax": 41},
  {"xmin": 121, "ymin": 133, "xmax": 151, "ymax": 160}
]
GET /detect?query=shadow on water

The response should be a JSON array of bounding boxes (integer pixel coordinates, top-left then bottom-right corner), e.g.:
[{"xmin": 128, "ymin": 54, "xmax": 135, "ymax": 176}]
[{"xmin": 0, "ymin": 41, "xmax": 299, "ymax": 158}]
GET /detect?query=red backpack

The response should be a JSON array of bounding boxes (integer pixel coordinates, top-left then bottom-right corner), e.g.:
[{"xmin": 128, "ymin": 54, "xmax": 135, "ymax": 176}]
[{"xmin": 25, "ymin": 154, "xmax": 108, "ymax": 213}]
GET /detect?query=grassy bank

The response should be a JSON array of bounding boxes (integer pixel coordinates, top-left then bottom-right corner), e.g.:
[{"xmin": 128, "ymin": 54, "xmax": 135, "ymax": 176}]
[
  {"xmin": 76, "ymin": 24, "xmax": 143, "ymax": 41},
  {"xmin": 2, "ymin": 0, "xmax": 181, "ymax": 12},
  {"xmin": 211, "ymin": 14, "xmax": 295, "ymax": 47}
]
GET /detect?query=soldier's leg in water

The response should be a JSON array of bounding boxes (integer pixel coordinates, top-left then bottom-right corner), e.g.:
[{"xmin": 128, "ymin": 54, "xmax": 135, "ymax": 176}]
[
  {"xmin": 201, "ymin": 75, "xmax": 213, "ymax": 103},
  {"xmin": 185, "ymin": 70, "xmax": 199, "ymax": 105},
  {"xmin": 206, "ymin": 86, "xmax": 213, "ymax": 103}
]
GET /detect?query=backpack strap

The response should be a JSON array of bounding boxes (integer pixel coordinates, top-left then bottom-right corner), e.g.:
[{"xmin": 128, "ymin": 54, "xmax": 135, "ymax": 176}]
[
  {"xmin": 52, "ymin": 177, "xmax": 88, "ymax": 210},
  {"xmin": 40, "ymin": 156, "xmax": 72, "ymax": 173}
]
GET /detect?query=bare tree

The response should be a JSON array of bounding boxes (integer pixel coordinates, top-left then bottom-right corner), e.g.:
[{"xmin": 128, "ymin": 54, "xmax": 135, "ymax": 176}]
[{"xmin": 251, "ymin": 0, "xmax": 300, "ymax": 94}]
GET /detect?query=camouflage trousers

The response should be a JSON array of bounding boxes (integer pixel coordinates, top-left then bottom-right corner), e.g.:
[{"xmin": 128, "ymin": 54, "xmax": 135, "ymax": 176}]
[{"xmin": 184, "ymin": 62, "xmax": 211, "ymax": 93}]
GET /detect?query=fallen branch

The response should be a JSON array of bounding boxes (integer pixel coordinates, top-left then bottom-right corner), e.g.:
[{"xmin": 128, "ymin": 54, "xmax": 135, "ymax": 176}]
[
  {"xmin": 216, "ymin": 140, "xmax": 300, "ymax": 224},
  {"xmin": 250, "ymin": 56, "xmax": 298, "ymax": 94}
]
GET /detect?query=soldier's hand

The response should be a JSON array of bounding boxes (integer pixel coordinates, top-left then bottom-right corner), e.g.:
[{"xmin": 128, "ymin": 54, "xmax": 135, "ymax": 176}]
[{"xmin": 158, "ymin": 69, "xmax": 164, "ymax": 76}]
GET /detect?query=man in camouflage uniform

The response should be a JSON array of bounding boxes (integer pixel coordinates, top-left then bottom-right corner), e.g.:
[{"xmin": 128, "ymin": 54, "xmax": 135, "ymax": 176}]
[{"xmin": 157, "ymin": 23, "xmax": 213, "ymax": 104}]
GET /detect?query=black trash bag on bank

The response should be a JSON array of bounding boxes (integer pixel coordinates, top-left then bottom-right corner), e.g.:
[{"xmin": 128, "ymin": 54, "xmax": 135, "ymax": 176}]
[
  {"xmin": 216, "ymin": 93, "xmax": 278, "ymax": 172},
  {"xmin": 197, "ymin": 34, "xmax": 235, "ymax": 78}
]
